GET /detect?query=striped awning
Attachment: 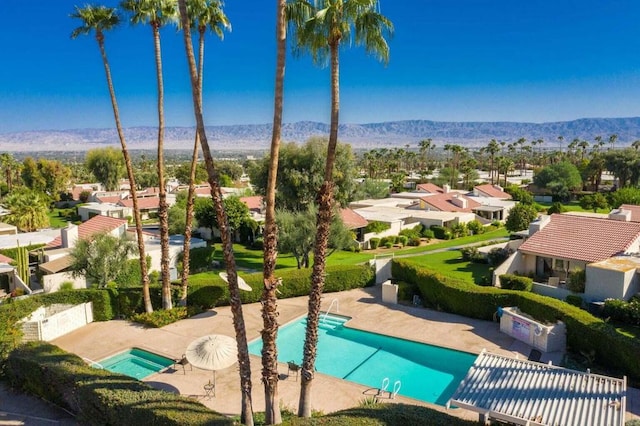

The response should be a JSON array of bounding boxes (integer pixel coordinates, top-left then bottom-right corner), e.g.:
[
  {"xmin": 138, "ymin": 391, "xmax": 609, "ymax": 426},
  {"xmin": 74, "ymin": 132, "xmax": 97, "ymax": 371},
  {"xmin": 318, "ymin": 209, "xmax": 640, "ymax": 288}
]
[{"xmin": 448, "ymin": 350, "xmax": 626, "ymax": 426}]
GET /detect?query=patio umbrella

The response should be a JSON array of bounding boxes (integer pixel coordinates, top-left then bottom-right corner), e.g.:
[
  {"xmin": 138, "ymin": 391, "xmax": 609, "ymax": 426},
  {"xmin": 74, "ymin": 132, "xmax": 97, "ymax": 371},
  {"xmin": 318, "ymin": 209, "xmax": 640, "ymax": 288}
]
[
  {"xmin": 219, "ymin": 271, "xmax": 252, "ymax": 291},
  {"xmin": 185, "ymin": 334, "xmax": 238, "ymax": 388}
]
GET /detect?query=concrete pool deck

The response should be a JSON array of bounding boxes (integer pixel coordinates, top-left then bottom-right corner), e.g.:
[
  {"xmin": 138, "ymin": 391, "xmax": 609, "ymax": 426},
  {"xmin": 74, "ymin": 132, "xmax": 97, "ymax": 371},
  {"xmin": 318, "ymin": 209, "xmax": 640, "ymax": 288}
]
[{"xmin": 51, "ymin": 286, "xmax": 639, "ymax": 422}]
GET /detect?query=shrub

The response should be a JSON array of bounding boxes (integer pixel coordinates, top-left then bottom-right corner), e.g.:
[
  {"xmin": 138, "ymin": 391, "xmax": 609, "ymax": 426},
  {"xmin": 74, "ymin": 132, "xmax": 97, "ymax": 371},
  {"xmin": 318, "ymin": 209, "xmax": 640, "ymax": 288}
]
[
  {"xmin": 547, "ymin": 201, "xmax": 566, "ymax": 215},
  {"xmin": 567, "ymin": 268, "xmax": 586, "ymax": 293},
  {"xmin": 487, "ymin": 247, "xmax": 511, "ymax": 266},
  {"xmin": 396, "ymin": 235, "xmax": 408, "ymax": 246},
  {"xmin": 59, "ymin": 281, "xmax": 74, "ymax": 291},
  {"xmin": 399, "ymin": 226, "xmax": 421, "ymax": 240},
  {"xmin": 603, "ymin": 299, "xmax": 640, "ymax": 326},
  {"xmin": 421, "ymin": 228, "xmax": 435, "ymax": 239},
  {"xmin": 364, "ymin": 221, "xmax": 391, "ymax": 234},
  {"xmin": 460, "ymin": 247, "xmax": 485, "ymax": 263},
  {"xmin": 131, "ymin": 307, "xmax": 195, "ymax": 328},
  {"xmin": 499, "ymin": 274, "xmax": 533, "ymax": 291},
  {"xmin": 408, "ymin": 237, "xmax": 421, "ymax": 246},
  {"xmin": 466, "ymin": 220, "xmax": 484, "ymax": 235},
  {"xmin": 392, "ymin": 259, "xmax": 640, "ymax": 382},
  {"xmin": 6, "ymin": 342, "xmax": 232, "ymax": 425},
  {"xmin": 177, "ymin": 246, "xmax": 216, "ymax": 274},
  {"xmin": 369, "ymin": 238, "xmax": 380, "ymax": 249},
  {"xmin": 429, "ymin": 225, "xmax": 451, "ymax": 240},
  {"xmin": 384, "ymin": 241, "xmax": 393, "ymax": 249},
  {"xmin": 565, "ymin": 294, "xmax": 583, "ymax": 308}
]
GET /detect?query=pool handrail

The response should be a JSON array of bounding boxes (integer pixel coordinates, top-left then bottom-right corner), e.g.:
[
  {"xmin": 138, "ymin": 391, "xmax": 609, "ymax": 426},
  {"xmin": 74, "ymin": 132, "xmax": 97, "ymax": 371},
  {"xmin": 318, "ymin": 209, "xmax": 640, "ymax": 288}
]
[
  {"xmin": 378, "ymin": 377, "xmax": 390, "ymax": 396},
  {"xmin": 321, "ymin": 298, "xmax": 339, "ymax": 324},
  {"xmin": 82, "ymin": 357, "xmax": 104, "ymax": 369},
  {"xmin": 391, "ymin": 380, "xmax": 401, "ymax": 399}
]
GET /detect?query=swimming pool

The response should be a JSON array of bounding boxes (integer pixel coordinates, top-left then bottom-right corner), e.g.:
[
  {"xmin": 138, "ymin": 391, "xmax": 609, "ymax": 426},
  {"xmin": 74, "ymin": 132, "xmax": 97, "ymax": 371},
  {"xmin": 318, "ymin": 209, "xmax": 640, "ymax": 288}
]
[
  {"xmin": 248, "ymin": 315, "xmax": 477, "ymax": 405},
  {"xmin": 98, "ymin": 348, "xmax": 174, "ymax": 380}
]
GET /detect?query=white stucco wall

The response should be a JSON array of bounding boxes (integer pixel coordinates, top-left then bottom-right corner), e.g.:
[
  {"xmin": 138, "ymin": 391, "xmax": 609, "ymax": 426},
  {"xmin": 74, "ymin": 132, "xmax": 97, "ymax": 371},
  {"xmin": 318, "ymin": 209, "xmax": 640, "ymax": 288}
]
[
  {"xmin": 42, "ymin": 272, "xmax": 87, "ymax": 293},
  {"xmin": 586, "ymin": 265, "xmax": 638, "ymax": 301}
]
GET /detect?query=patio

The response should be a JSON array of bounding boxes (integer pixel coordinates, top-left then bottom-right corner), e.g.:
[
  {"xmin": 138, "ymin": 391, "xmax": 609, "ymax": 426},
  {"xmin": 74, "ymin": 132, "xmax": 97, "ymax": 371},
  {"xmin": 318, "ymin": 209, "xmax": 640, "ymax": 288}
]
[{"xmin": 50, "ymin": 286, "xmax": 639, "ymax": 422}]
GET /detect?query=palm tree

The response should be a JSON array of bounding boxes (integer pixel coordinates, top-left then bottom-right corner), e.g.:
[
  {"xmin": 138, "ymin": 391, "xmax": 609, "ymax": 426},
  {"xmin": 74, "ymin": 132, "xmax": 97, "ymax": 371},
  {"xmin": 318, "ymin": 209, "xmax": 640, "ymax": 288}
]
[
  {"xmin": 260, "ymin": 0, "xmax": 287, "ymax": 423},
  {"xmin": 287, "ymin": 0, "xmax": 393, "ymax": 417},
  {"xmin": 176, "ymin": 1, "xmax": 254, "ymax": 424},
  {"xmin": 178, "ymin": 0, "xmax": 230, "ymax": 308},
  {"xmin": 2, "ymin": 188, "xmax": 50, "ymax": 232},
  {"xmin": 609, "ymin": 133, "xmax": 618, "ymax": 151},
  {"xmin": 486, "ymin": 139, "xmax": 500, "ymax": 184},
  {"xmin": 632, "ymin": 140, "xmax": 640, "ymax": 152},
  {"xmin": 120, "ymin": 0, "xmax": 176, "ymax": 310},
  {"xmin": 71, "ymin": 5, "xmax": 153, "ymax": 313}
]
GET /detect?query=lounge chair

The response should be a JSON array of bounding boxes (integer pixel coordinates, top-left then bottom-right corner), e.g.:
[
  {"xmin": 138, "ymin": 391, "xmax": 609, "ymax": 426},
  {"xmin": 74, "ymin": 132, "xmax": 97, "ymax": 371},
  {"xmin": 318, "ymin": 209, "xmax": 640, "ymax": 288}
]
[
  {"xmin": 287, "ymin": 361, "xmax": 300, "ymax": 381},
  {"xmin": 528, "ymin": 349, "xmax": 542, "ymax": 362},
  {"xmin": 174, "ymin": 354, "xmax": 192, "ymax": 374}
]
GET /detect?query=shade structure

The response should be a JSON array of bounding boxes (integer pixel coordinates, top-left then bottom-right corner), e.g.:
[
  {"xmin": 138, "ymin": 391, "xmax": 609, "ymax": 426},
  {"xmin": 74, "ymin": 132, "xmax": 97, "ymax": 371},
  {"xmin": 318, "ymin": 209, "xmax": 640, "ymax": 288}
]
[
  {"xmin": 186, "ymin": 334, "xmax": 238, "ymax": 390},
  {"xmin": 219, "ymin": 271, "xmax": 252, "ymax": 291}
]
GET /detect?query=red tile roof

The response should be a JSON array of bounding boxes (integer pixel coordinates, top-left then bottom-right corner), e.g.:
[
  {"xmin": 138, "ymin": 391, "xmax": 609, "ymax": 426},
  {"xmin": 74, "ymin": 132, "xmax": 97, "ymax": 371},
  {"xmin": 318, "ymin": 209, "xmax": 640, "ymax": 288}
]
[
  {"xmin": 420, "ymin": 193, "xmax": 481, "ymax": 213},
  {"xmin": 240, "ymin": 195, "xmax": 263, "ymax": 211},
  {"xmin": 519, "ymin": 214, "xmax": 640, "ymax": 263},
  {"xmin": 474, "ymin": 184, "xmax": 512, "ymax": 199},
  {"xmin": 47, "ymin": 216, "xmax": 128, "ymax": 249},
  {"xmin": 96, "ymin": 195, "xmax": 123, "ymax": 204},
  {"xmin": 118, "ymin": 197, "xmax": 160, "ymax": 209},
  {"xmin": 416, "ymin": 183, "xmax": 444, "ymax": 193},
  {"xmin": 619, "ymin": 204, "xmax": 640, "ymax": 223},
  {"xmin": 0, "ymin": 253, "xmax": 13, "ymax": 263},
  {"xmin": 340, "ymin": 208, "xmax": 369, "ymax": 229}
]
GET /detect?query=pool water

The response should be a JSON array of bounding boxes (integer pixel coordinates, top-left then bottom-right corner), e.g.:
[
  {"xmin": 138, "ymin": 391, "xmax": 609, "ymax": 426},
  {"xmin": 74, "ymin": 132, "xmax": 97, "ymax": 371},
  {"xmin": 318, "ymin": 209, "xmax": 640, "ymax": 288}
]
[
  {"xmin": 248, "ymin": 315, "xmax": 477, "ymax": 405},
  {"xmin": 98, "ymin": 348, "xmax": 174, "ymax": 380}
]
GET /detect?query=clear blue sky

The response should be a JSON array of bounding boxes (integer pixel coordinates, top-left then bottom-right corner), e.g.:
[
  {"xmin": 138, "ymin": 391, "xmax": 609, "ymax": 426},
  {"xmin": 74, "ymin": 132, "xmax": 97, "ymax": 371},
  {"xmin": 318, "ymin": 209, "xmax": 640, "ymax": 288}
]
[{"xmin": 1, "ymin": 0, "xmax": 640, "ymax": 133}]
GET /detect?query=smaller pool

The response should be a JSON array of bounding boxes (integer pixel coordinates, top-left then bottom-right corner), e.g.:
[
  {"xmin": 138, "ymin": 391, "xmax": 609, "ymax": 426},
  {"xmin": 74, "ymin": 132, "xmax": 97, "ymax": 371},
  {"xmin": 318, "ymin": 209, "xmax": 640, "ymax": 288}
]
[{"xmin": 98, "ymin": 348, "xmax": 174, "ymax": 380}]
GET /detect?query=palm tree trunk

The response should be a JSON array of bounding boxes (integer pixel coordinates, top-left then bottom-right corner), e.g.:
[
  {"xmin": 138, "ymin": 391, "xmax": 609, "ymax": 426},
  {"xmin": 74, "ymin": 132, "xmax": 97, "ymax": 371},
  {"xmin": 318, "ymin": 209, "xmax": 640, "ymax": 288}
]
[
  {"xmin": 179, "ymin": 27, "xmax": 206, "ymax": 307},
  {"xmin": 298, "ymin": 41, "xmax": 340, "ymax": 418},
  {"xmin": 97, "ymin": 32, "xmax": 152, "ymax": 313},
  {"xmin": 152, "ymin": 23, "xmax": 172, "ymax": 310},
  {"xmin": 177, "ymin": 2, "xmax": 253, "ymax": 424},
  {"xmin": 261, "ymin": 1, "xmax": 286, "ymax": 423}
]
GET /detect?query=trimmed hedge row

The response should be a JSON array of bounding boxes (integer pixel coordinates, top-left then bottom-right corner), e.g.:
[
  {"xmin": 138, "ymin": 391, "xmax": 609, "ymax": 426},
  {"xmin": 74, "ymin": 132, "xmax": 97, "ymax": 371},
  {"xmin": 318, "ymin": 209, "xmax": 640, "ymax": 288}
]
[
  {"xmin": 499, "ymin": 274, "xmax": 533, "ymax": 291},
  {"xmin": 283, "ymin": 403, "xmax": 479, "ymax": 425},
  {"xmin": 6, "ymin": 342, "xmax": 231, "ymax": 425},
  {"xmin": 392, "ymin": 259, "xmax": 640, "ymax": 381},
  {"xmin": 187, "ymin": 263, "xmax": 375, "ymax": 306}
]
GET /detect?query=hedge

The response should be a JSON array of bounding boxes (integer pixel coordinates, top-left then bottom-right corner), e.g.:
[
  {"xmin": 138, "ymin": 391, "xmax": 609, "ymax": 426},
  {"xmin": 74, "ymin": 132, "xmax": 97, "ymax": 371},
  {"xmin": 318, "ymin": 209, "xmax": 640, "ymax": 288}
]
[
  {"xmin": 499, "ymin": 274, "xmax": 533, "ymax": 291},
  {"xmin": 392, "ymin": 259, "xmax": 640, "ymax": 381},
  {"xmin": 6, "ymin": 342, "xmax": 232, "ymax": 425},
  {"xmin": 186, "ymin": 263, "xmax": 375, "ymax": 306},
  {"xmin": 283, "ymin": 403, "xmax": 479, "ymax": 425}
]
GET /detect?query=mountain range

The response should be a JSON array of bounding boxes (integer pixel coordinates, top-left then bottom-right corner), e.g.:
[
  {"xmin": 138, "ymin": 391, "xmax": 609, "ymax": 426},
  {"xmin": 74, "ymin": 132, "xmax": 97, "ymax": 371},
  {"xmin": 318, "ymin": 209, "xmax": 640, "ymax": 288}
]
[{"xmin": 1, "ymin": 117, "xmax": 639, "ymax": 152}]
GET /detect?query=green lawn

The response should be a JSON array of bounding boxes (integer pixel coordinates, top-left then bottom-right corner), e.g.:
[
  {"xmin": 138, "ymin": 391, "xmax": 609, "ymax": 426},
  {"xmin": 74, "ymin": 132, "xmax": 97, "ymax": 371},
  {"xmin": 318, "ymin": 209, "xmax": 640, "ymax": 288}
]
[
  {"xmin": 211, "ymin": 244, "xmax": 373, "ymax": 272},
  {"xmin": 398, "ymin": 227, "xmax": 509, "ymax": 255},
  {"xmin": 404, "ymin": 249, "xmax": 493, "ymax": 284},
  {"xmin": 48, "ymin": 209, "xmax": 71, "ymax": 228},
  {"xmin": 536, "ymin": 200, "xmax": 610, "ymax": 214}
]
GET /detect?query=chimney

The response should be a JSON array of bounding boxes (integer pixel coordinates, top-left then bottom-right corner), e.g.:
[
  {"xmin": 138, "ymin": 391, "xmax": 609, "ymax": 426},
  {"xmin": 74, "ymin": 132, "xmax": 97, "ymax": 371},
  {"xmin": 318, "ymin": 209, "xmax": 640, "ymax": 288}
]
[
  {"xmin": 528, "ymin": 214, "xmax": 549, "ymax": 236},
  {"xmin": 61, "ymin": 222, "xmax": 79, "ymax": 249},
  {"xmin": 442, "ymin": 184, "xmax": 450, "ymax": 193},
  {"xmin": 608, "ymin": 208, "xmax": 631, "ymax": 222},
  {"xmin": 451, "ymin": 195, "xmax": 468, "ymax": 209}
]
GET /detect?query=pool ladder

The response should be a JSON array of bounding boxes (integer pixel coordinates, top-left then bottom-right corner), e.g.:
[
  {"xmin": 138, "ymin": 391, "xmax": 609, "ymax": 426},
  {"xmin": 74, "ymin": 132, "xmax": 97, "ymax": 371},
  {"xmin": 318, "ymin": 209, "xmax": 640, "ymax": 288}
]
[
  {"xmin": 321, "ymin": 298, "xmax": 339, "ymax": 324},
  {"xmin": 377, "ymin": 378, "xmax": 401, "ymax": 399},
  {"xmin": 82, "ymin": 357, "xmax": 104, "ymax": 369}
]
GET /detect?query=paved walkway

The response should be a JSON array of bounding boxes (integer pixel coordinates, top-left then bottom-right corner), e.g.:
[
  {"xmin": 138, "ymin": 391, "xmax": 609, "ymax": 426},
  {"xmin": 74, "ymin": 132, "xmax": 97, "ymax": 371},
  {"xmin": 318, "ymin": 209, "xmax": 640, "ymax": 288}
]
[
  {"xmin": 0, "ymin": 382, "xmax": 77, "ymax": 425},
  {"xmin": 48, "ymin": 286, "xmax": 597, "ymax": 422}
]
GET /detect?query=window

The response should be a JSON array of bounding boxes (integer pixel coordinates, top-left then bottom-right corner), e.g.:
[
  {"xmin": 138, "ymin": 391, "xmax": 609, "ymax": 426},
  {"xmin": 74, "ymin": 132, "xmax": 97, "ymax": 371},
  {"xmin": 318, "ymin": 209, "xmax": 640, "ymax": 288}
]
[{"xmin": 554, "ymin": 259, "xmax": 565, "ymax": 270}]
